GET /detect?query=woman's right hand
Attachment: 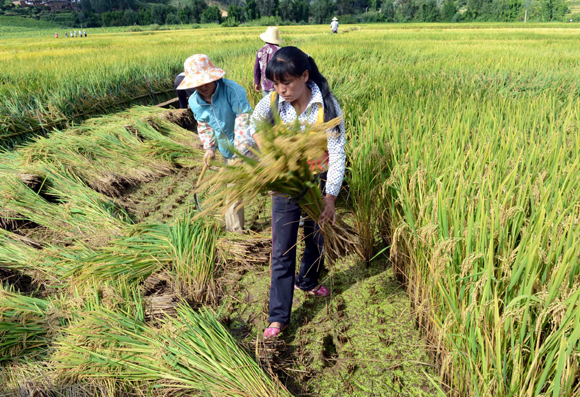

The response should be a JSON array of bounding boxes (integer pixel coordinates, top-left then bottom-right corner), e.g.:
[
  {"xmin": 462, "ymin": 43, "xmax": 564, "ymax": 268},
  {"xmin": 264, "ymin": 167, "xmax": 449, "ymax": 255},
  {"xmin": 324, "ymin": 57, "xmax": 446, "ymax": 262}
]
[
  {"xmin": 254, "ymin": 84, "xmax": 261, "ymax": 93},
  {"xmin": 203, "ymin": 149, "xmax": 215, "ymax": 166}
]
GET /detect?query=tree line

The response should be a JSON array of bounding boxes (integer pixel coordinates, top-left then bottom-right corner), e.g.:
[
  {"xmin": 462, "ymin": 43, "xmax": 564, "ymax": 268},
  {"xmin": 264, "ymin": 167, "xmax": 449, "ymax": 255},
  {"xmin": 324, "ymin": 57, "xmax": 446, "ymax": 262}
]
[{"xmin": 0, "ymin": 0, "xmax": 572, "ymax": 28}]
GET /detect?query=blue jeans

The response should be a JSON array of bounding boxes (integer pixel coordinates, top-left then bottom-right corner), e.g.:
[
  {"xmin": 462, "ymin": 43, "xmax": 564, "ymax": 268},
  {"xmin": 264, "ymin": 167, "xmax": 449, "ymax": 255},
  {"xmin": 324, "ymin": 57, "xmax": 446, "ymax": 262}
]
[{"xmin": 268, "ymin": 174, "xmax": 326, "ymax": 325}]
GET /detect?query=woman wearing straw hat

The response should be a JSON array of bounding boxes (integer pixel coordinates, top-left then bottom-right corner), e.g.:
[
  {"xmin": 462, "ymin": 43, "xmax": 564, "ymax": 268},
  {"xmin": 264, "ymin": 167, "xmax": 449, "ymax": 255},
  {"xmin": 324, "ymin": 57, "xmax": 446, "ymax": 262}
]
[
  {"xmin": 254, "ymin": 27, "xmax": 282, "ymax": 97},
  {"xmin": 330, "ymin": 17, "xmax": 339, "ymax": 34},
  {"xmin": 177, "ymin": 54, "xmax": 253, "ymax": 233}
]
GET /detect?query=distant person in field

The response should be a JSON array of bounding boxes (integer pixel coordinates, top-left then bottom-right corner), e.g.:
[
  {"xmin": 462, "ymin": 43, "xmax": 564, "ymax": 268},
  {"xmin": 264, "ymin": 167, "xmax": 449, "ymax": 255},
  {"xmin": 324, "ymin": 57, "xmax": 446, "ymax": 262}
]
[
  {"xmin": 331, "ymin": 17, "xmax": 339, "ymax": 34},
  {"xmin": 74, "ymin": 31, "xmax": 77, "ymax": 37},
  {"xmin": 174, "ymin": 73, "xmax": 196, "ymax": 109},
  {"xmin": 254, "ymin": 26, "xmax": 282, "ymax": 97},
  {"xmin": 176, "ymin": 54, "xmax": 253, "ymax": 232},
  {"xmin": 55, "ymin": 33, "xmax": 58, "ymax": 38},
  {"xmin": 65, "ymin": 32, "xmax": 68, "ymax": 38},
  {"xmin": 248, "ymin": 46, "xmax": 346, "ymax": 339},
  {"xmin": 83, "ymin": 30, "xmax": 87, "ymax": 37}
]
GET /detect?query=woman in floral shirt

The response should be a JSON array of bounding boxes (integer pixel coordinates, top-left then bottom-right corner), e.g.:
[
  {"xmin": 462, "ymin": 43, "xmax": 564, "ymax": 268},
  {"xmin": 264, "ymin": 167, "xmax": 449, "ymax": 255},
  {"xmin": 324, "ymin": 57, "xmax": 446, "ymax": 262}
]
[{"xmin": 254, "ymin": 27, "xmax": 282, "ymax": 97}]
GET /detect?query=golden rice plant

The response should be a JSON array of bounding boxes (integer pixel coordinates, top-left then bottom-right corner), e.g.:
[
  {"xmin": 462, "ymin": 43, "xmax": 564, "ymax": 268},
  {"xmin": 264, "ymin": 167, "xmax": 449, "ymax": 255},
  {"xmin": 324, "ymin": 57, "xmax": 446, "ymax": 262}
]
[
  {"xmin": 54, "ymin": 304, "xmax": 293, "ymax": 397},
  {"xmin": 199, "ymin": 118, "xmax": 362, "ymax": 263}
]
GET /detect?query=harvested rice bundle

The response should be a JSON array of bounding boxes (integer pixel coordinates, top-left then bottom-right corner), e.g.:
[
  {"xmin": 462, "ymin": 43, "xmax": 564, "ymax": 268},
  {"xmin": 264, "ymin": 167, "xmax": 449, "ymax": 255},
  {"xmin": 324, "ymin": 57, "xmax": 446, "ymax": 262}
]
[
  {"xmin": 54, "ymin": 304, "xmax": 292, "ymax": 397},
  {"xmin": 71, "ymin": 214, "xmax": 220, "ymax": 303},
  {"xmin": 0, "ymin": 286, "xmax": 53, "ymax": 362},
  {"xmin": 199, "ymin": 118, "xmax": 361, "ymax": 262}
]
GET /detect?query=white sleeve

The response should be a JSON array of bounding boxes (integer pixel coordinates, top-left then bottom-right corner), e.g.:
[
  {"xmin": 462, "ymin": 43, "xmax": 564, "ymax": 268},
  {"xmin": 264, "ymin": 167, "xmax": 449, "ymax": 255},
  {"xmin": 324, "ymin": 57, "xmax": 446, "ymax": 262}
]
[{"xmin": 325, "ymin": 97, "xmax": 346, "ymax": 197}]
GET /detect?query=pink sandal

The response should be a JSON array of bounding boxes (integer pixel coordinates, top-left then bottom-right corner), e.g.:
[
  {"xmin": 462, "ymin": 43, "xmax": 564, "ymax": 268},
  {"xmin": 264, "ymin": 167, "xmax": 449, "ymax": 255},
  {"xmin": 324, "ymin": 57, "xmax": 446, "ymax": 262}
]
[
  {"xmin": 295, "ymin": 284, "xmax": 330, "ymax": 297},
  {"xmin": 263, "ymin": 323, "xmax": 288, "ymax": 339}
]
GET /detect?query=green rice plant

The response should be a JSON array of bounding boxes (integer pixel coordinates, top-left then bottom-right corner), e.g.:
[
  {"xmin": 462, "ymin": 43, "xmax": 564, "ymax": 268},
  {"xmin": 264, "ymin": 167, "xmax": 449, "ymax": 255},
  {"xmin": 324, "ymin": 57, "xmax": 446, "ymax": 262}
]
[
  {"xmin": 0, "ymin": 229, "xmax": 78, "ymax": 284},
  {"xmin": 346, "ymin": 117, "xmax": 392, "ymax": 262},
  {"xmin": 360, "ymin": 87, "xmax": 580, "ymax": 396},
  {"xmin": 0, "ymin": 167, "xmax": 131, "ymax": 244},
  {"xmin": 169, "ymin": 213, "xmax": 221, "ymax": 302},
  {"xmin": 0, "ymin": 286, "xmax": 53, "ymax": 362},
  {"xmin": 70, "ymin": 222, "xmax": 173, "ymax": 284},
  {"xmin": 18, "ymin": 107, "xmax": 201, "ymax": 197},
  {"xmin": 200, "ymin": 118, "xmax": 362, "ymax": 263},
  {"xmin": 72, "ymin": 213, "xmax": 221, "ymax": 303},
  {"xmin": 54, "ymin": 304, "xmax": 292, "ymax": 396}
]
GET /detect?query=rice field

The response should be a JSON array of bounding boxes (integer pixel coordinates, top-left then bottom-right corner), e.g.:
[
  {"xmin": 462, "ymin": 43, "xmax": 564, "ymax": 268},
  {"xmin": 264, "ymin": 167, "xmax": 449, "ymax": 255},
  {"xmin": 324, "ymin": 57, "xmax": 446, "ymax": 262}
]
[{"xmin": 1, "ymin": 23, "xmax": 580, "ymax": 396}]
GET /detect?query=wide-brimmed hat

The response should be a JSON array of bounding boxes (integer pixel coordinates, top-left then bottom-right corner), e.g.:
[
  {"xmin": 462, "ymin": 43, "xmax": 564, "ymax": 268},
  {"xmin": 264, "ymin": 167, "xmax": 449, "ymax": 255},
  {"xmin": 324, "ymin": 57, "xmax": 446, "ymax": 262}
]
[
  {"xmin": 176, "ymin": 54, "xmax": 225, "ymax": 90},
  {"xmin": 332, "ymin": 17, "xmax": 338, "ymax": 21},
  {"xmin": 260, "ymin": 26, "xmax": 282, "ymax": 45}
]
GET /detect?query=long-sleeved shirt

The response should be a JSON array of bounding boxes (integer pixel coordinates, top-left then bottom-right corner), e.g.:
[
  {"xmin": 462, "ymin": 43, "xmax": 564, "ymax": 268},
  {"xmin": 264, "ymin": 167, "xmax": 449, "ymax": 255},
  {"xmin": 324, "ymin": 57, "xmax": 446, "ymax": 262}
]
[
  {"xmin": 254, "ymin": 44, "xmax": 280, "ymax": 92},
  {"xmin": 248, "ymin": 82, "xmax": 346, "ymax": 197},
  {"xmin": 330, "ymin": 21, "xmax": 339, "ymax": 31},
  {"xmin": 189, "ymin": 78, "xmax": 253, "ymax": 159}
]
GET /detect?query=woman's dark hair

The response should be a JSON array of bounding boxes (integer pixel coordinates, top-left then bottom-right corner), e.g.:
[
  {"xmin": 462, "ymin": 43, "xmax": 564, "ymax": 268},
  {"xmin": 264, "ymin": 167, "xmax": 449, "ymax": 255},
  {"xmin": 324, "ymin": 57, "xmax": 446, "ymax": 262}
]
[{"xmin": 265, "ymin": 46, "xmax": 338, "ymax": 122}]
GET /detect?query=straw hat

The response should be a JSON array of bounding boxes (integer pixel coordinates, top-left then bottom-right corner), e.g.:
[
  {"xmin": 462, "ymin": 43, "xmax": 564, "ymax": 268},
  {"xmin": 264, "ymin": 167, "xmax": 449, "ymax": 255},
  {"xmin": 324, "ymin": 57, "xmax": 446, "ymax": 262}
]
[
  {"xmin": 176, "ymin": 54, "xmax": 225, "ymax": 90},
  {"xmin": 332, "ymin": 17, "xmax": 338, "ymax": 21},
  {"xmin": 260, "ymin": 26, "xmax": 282, "ymax": 45}
]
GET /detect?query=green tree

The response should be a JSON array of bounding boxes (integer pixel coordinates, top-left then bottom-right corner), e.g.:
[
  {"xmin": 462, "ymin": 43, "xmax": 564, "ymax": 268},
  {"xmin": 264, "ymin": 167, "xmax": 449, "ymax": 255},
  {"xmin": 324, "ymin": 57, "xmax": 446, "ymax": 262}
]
[
  {"xmin": 189, "ymin": 0, "xmax": 208, "ymax": 22},
  {"xmin": 227, "ymin": 3, "xmax": 243, "ymax": 21},
  {"xmin": 417, "ymin": 0, "xmax": 440, "ymax": 20},
  {"xmin": 294, "ymin": 0, "xmax": 309, "ymax": 22},
  {"xmin": 122, "ymin": 9, "xmax": 136, "ymax": 24},
  {"xmin": 382, "ymin": 0, "xmax": 396, "ymax": 21},
  {"xmin": 441, "ymin": 0, "xmax": 457, "ymax": 20},
  {"xmin": 166, "ymin": 11, "xmax": 179, "ymax": 24},
  {"xmin": 137, "ymin": 8, "xmax": 152, "ymax": 24},
  {"xmin": 245, "ymin": 0, "xmax": 260, "ymax": 20},
  {"xmin": 395, "ymin": 0, "xmax": 417, "ymax": 21},
  {"xmin": 178, "ymin": 6, "xmax": 192, "ymax": 23},
  {"xmin": 151, "ymin": 4, "xmax": 169, "ymax": 24},
  {"xmin": 540, "ymin": 0, "xmax": 567, "ymax": 20},
  {"xmin": 279, "ymin": 0, "xmax": 295, "ymax": 20},
  {"xmin": 258, "ymin": 0, "xmax": 279, "ymax": 17},
  {"xmin": 311, "ymin": 0, "xmax": 335, "ymax": 23},
  {"xmin": 336, "ymin": 0, "xmax": 355, "ymax": 14},
  {"xmin": 201, "ymin": 5, "xmax": 222, "ymax": 23}
]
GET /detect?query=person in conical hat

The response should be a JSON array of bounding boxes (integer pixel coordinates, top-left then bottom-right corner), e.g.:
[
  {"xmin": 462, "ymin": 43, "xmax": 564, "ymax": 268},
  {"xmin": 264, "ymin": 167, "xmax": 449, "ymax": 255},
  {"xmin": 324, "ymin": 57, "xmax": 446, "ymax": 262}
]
[
  {"xmin": 254, "ymin": 26, "xmax": 282, "ymax": 97},
  {"xmin": 176, "ymin": 54, "xmax": 253, "ymax": 233},
  {"xmin": 330, "ymin": 17, "xmax": 339, "ymax": 34}
]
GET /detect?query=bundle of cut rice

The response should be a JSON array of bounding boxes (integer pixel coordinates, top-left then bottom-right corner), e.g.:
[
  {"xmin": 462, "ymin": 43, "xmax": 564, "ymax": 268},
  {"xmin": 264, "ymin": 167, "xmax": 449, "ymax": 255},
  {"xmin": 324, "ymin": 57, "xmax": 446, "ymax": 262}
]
[{"xmin": 199, "ymin": 118, "xmax": 362, "ymax": 263}]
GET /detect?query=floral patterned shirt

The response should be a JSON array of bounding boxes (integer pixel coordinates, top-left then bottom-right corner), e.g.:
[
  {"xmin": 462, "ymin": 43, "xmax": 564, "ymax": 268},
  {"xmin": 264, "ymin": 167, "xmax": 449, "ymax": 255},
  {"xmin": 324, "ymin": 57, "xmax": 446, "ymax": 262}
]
[
  {"xmin": 254, "ymin": 44, "xmax": 280, "ymax": 91},
  {"xmin": 248, "ymin": 82, "xmax": 346, "ymax": 197}
]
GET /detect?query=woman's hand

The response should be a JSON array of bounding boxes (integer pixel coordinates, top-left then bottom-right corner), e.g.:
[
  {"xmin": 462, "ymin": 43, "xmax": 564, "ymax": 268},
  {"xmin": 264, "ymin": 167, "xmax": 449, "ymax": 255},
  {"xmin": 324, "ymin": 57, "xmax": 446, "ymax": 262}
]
[
  {"xmin": 203, "ymin": 149, "xmax": 215, "ymax": 166},
  {"xmin": 254, "ymin": 84, "xmax": 261, "ymax": 93},
  {"xmin": 319, "ymin": 194, "xmax": 337, "ymax": 226}
]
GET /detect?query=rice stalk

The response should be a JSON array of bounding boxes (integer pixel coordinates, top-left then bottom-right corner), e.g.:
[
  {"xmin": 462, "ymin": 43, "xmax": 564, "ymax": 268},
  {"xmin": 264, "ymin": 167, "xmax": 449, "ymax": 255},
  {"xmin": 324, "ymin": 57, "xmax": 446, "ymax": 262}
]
[
  {"xmin": 54, "ymin": 304, "xmax": 293, "ymax": 397},
  {"xmin": 199, "ymin": 118, "xmax": 362, "ymax": 263},
  {"xmin": 0, "ymin": 286, "xmax": 53, "ymax": 362}
]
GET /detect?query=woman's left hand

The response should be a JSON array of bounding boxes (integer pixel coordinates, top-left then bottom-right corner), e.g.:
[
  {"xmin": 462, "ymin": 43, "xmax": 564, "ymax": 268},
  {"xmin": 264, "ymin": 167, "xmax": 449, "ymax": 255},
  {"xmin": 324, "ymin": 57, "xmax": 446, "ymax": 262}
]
[{"xmin": 319, "ymin": 194, "xmax": 337, "ymax": 226}]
